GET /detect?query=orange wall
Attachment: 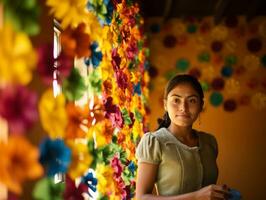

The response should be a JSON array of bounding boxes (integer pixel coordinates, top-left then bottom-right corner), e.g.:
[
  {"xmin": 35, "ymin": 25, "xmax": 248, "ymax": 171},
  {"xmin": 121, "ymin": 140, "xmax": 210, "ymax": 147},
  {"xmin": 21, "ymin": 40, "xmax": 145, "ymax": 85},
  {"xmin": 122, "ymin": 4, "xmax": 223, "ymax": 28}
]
[{"xmin": 147, "ymin": 17, "xmax": 266, "ymax": 199}]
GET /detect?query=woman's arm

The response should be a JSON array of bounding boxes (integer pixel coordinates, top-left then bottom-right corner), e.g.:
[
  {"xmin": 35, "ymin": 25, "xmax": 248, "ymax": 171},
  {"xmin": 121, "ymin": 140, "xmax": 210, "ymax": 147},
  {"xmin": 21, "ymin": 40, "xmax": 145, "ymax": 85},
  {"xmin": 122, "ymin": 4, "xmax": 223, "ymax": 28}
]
[{"xmin": 136, "ymin": 163, "xmax": 230, "ymax": 200}]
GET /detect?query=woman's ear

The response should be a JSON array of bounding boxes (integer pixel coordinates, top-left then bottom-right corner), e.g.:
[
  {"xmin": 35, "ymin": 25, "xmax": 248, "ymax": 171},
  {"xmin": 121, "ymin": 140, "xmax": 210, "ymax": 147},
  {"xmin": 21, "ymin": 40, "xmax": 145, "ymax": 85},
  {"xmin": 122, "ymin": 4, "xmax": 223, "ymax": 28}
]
[{"xmin": 163, "ymin": 99, "xmax": 167, "ymax": 111}]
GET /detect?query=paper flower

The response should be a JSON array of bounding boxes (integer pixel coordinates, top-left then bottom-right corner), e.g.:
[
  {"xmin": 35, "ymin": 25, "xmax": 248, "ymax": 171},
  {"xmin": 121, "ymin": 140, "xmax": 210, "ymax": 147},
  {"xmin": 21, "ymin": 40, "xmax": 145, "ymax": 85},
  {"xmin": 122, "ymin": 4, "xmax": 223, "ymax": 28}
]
[
  {"xmin": 0, "ymin": 85, "xmax": 38, "ymax": 134},
  {"xmin": 211, "ymin": 77, "xmax": 225, "ymax": 91},
  {"xmin": 176, "ymin": 58, "xmax": 190, "ymax": 72},
  {"xmin": 87, "ymin": 0, "xmax": 114, "ymax": 25},
  {"xmin": 188, "ymin": 68, "xmax": 201, "ymax": 79},
  {"xmin": 63, "ymin": 176, "xmax": 88, "ymax": 200},
  {"xmin": 95, "ymin": 164, "xmax": 115, "ymax": 195},
  {"xmin": 259, "ymin": 21, "xmax": 266, "ymax": 38},
  {"xmin": 251, "ymin": 92, "xmax": 266, "ymax": 110},
  {"xmin": 67, "ymin": 140, "xmax": 92, "ymax": 179},
  {"xmin": 247, "ymin": 37, "xmax": 262, "ymax": 53},
  {"xmin": 209, "ymin": 92, "xmax": 223, "ymax": 107},
  {"xmin": 107, "ymin": 108, "xmax": 124, "ymax": 128},
  {"xmin": 39, "ymin": 89, "xmax": 67, "ymax": 139},
  {"xmin": 211, "ymin": 41, "xmax": 223, "ymax": 52},
  {"xmin": 211, "ymin": 25, "xmax": 228, "ymax": 40},
  {"xmin": 84, "ymin": 42, "xmax": 103, "ymax": 68},
  {"xmin": 65, "ymin": 103, "xmax": 90, "ymax": 139},
  {"xmin": 62, "ymin": 68, "xmax": 87, "ymax": 101},
  {"xmin": 223, "ymin": 99, "xmax": 237, "ymax": 112},
  {"xmin": 0, "ymin": 136, "xmax": 43, "ymax": 194},
  {"xmin": 46, "ymin": 0, "xmax": 89, "ymax": 29},
  {"xmin": 225, "ymin": 55, "xmax": 237, "ymax": 65},
  {"xmin": 81, "ymin": 172, "xmax": 98, "ymax": 197},
  {"xmin": 225, "ymin": 78, "xmax": 240, "ymax": 95},
  {"xmin": 163, "ymin": 35, "xmax": 177, "ymax": 48},
  {"xmin": 37, "ymin": 43, "xmax": 73, "ymax": 85},
  {"xmin": 33, "ymin": 177, "xmax": 65, "ymax": 200},
  {"xmin": 0, "ymin": 23, "xmax": 37, "ymax": 85},
  {"xmin": 60, "ymin": 23, "xmax": 91, "ymax": 58},
  {"xmin": 39, "ymin": 138, "xmax": 72, "ymax": 176},
  {"xmin": 111, "ymin": 48, "xmax": 122, "ymax": 71},
  {"xmin": 1, "ymin": 0, "xmax": 40, "ymax": 35},
  {"xmin": 243, "ymin": 54, "xmax": 260, "ymax": 71},
  {"xmin": 198, "ymin": 52, "xmax": 210, "ymax": 63},
  {"xmin": 221, "ymin": 65, "xmax": 233, "ymax": 77},
  {"xmin": 187, "ymin": 24, "xmax": 197, "ymax": 33},
  {"xmin": 225, "ymin": 40, "xmax": 237, "ymax": 53},
  {"xmin": 115, "ymin": 70, "xmax": 129, "ymax": 91},
  {"xmin": 261, "ymin": 55, "xmax": 266, "ymax": 67}
]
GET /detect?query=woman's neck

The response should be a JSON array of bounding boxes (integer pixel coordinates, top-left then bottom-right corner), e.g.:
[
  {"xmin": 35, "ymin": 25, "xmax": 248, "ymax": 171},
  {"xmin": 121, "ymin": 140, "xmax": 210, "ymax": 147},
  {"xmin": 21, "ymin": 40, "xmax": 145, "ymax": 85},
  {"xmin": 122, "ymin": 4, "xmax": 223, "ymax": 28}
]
[{"xmin": 167, "ymin": 123, "xmax": 195, "ymax": 143}]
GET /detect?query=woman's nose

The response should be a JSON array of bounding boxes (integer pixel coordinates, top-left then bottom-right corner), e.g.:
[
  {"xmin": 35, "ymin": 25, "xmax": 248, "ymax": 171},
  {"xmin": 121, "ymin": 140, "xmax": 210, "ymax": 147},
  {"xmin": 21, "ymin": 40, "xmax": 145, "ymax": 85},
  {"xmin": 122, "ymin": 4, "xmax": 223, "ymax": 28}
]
[{"xmin": 179, "ymin": 101, "xmax": 188, "ymax": 112}]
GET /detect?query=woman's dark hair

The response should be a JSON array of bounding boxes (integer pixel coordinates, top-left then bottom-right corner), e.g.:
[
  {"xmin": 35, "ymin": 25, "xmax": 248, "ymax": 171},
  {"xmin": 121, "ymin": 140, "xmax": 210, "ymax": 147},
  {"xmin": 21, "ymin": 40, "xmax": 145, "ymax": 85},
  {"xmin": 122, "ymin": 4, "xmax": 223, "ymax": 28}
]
[{"xmin": 157, "ymin": 74, "xmax": 204, "ymax": 129}]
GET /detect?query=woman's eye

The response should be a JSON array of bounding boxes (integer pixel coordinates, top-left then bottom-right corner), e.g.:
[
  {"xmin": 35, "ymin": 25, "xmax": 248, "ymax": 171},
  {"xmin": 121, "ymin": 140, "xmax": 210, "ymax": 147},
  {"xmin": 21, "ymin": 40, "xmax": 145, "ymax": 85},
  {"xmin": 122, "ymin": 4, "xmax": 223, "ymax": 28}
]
[{"xmin": 189, "ymin": 98, "xmax": 197, "ymax": 103}]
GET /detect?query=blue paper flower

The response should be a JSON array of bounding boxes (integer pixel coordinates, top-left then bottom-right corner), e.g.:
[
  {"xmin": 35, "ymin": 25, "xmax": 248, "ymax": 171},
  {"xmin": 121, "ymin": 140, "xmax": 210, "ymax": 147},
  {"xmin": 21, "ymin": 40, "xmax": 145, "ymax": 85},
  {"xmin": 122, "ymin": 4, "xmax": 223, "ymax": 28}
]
[
  {"xmin": 133, "ymin": 82, "xmax": 141, "ymax": 95},
  {"xmin": 128, "ymin": 161, "xmax": 136, "ymax": 174},
  {"xmin": 221, "ymin": 65, "xmax": 233, "ymax": 77},
  {"xmin": 39, "ymin": 138, "xmax": 72, "ymax": 176},
  {"xmin": 82, "ymin": 172, "xmax": 98, "ymax": 197},
  {"xmin": 84, "ymin": 42, "xmax": 103, "ymax": 68}
]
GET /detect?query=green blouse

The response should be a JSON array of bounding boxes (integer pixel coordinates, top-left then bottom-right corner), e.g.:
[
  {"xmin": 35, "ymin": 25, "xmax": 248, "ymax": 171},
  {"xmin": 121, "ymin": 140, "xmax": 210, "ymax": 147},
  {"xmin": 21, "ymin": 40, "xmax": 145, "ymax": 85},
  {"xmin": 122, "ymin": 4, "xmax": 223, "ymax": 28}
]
[{"xmin": 136, "ymin": 127, "xmax": 218, "ymax": 195}]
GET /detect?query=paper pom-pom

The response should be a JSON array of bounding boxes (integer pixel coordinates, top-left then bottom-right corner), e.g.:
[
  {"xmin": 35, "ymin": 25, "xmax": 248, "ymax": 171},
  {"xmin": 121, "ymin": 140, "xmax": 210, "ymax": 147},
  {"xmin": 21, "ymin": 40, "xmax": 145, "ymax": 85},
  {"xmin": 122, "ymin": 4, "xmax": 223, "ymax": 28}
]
[
  {"xmin": 225, "ymin": 78, "xmax": 240, "ymax": 94},
  {"xmin": 163, "ymin": 35, "xmax": 177, "ymax": 48},
  {"xmin": 211, "ymin": 41, "xmax": 223, "ymax": 52},
  {"xmin": 247, "ymin": 38, "xmax": 262, "ymax": 53},
  {"xmin": 225, "ymin": 16, "xmax": 238, "ymax": 28},
  {"xmin": 225, "ymin": 55, "xmax": 237, "ymax": 65},
  {"xmin": 223, "ymin": 99, "xmax": 237, "ymax": 112},
  {"xmin": 243, "ymin": 54, "xmax": 260, "ymax": 71},
  {"xmin": 148, "ymin": 65, "xmax": 159, "ymax": 78},
  {"xmin": 200, "ymin": 81, "xmax": 210, "ymax": 91},
  {"xmin": 176, "ymin": 58, "xmax": 190, "ymax": 72},
  {"xmin": 239, "ymin": 94, "xmax": 250, "ymax": 106},
  {"xmin": 234, "ymin": 65, "xmax": 246, "ymax": 76},
  {"xmin": 247, "ymin": 77, "xmax": 259, "ymax": 89},
  {"xmin": 188, "ymin": 68, "xmax": 201, "ymax": 79},
  {"xmin": 212, "ymin": 55, "xmax": 224, "ymax": 65},
  {"xmin": 199, "ymin": 22, "xmax": 211, "ymax": 34},
  {"xmin": 187, "ymin": 24, "xmax": 197, "ymax": 33},
  {"xmin": 176, "ymin": 34, "xmax": 188, "ymax": 46},
  {"xmin": 225, "ymin": 40, "xmax": 237, "ymax": 53},
  {"xmin": 221, "ymin": 66, "xmax": 233, "ymax": 77},
  {"xmin": 173, "ymin": 22, "xmax": 186, "ymax": 35},
  {"xmin": 210, "ymin": 92, "xmax": 223, "ymax": 106},
  {"xmin": 211, "ymin": 77, "xmax": 225, "ymax": 90},
  {"xmin": 150, "ymin": 23, "xmax": 161, "ymax": 33},
  {"xmin": 198, "ymin": 52, "xmax": 211, "ymax": 62},
  {"xmin": 261, "ymin": 77, "xmax": 266, "ymax": 90},
  {"xmin": 211, "ymin": 26, "xmax": 228, "ymax": 40},
  {"xmin": 261, "ymin": 55, "xmax": 266, "ymax": 67},
  {"xmin": 251, "ymin": 92, "xmax": 266, "ymax": 110}
]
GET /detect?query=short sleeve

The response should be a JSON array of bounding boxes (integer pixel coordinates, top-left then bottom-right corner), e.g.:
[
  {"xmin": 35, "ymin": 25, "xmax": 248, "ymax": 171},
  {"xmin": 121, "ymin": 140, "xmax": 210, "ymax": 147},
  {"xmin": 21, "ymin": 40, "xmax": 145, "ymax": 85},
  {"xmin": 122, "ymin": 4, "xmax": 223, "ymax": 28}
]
[{"xmin": 136, "ymin": 133, "xmax": 162, "ymax": 164}]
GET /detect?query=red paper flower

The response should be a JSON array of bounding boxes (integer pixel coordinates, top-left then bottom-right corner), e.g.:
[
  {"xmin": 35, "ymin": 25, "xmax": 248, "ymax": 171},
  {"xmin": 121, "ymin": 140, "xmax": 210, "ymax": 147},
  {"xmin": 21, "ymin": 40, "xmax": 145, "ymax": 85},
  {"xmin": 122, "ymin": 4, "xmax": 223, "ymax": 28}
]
[
  {"xmin": 37, "ymin": 43, "xmax": 73, "ymax": 85},
  {"xmin": 0, "ymin": 85, "xmax": 38, "ymax": 134},
  {"xmin": 63, "ymin": 176, "xmax": 88, "ymax": 200}
]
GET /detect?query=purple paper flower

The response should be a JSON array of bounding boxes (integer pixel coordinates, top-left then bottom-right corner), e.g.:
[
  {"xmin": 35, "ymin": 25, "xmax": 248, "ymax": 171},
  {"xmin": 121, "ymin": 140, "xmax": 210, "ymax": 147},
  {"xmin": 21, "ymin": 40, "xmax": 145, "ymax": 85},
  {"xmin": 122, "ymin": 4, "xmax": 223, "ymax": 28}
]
[
  {"xmin": 104, "ymin": 97, "xmax": 124, "ymax": 128},
  {"xmin": 0, "ymin": 85, "xmax": 38, "ymax": 134},
  {"xmin": 115, "ymin": 70, "xmax": 129, "ymax": 91}
]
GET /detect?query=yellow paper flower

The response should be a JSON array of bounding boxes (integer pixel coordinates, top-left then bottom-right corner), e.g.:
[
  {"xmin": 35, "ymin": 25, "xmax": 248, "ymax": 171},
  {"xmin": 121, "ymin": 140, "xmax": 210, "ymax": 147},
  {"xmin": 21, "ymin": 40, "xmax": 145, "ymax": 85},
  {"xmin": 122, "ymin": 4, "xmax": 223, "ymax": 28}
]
[
  {"xmin": 0, "ymin": 136, "xmax": 43, "ymax": 194},
  {"xmin": 211, "ymin": 25, "xmax": 228, "ymax": 40},
  {"xmin": 66, "ymin": 140, "xmax": 92, "ymax": 179},
  {"xmin": 46, "ymin": 0, "xmax": 89, "ymax": 29},
  {"xmin": 39, "ymin": 89, "xmax": 67, "ymax": 139},
  {"xmin": 225, "ymin": 78, "xmax": 241, "ymax": 95},
  {"xmin": 251, "ymin": 92, "xmax": 266, "ymax": 110},
  {"xmin": 0, "ymin": 23, "xmax": 36, "ymax": 85},
  {"xmin": 95, "ymin": 164, "xmax": 115, "ymax": 195},
  {"xmin": 243, "ymin": 54, "xmax": 260, "ymax": 71}
]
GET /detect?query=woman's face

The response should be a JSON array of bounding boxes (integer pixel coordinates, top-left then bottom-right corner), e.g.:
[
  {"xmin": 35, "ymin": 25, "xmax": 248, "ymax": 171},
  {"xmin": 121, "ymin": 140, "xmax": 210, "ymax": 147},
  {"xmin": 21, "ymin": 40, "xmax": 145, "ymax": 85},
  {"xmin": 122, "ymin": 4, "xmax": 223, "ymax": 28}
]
[{"xmin": 164, "ymin": 83, "xmax": 202, "ymax": 127}]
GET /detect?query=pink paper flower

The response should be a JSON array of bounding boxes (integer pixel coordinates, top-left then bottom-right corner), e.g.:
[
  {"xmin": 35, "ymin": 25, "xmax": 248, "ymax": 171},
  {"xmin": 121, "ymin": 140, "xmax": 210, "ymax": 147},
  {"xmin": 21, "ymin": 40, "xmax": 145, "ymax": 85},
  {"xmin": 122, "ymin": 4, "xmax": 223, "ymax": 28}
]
[{"xmin": 0, "ymin": 85, "xmax": 38, "ymax": 134}]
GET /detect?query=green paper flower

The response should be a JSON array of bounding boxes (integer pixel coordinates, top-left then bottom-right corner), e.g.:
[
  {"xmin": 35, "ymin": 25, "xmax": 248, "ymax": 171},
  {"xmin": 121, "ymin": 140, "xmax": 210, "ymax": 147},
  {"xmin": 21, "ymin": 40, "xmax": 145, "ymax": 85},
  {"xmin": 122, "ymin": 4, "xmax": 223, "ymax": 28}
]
[
  {"xmin": 134, "ymin": 109, "xmax": 143, "ymax": 122},
  {"xmin": 225, "ymin": 55, "xmax": 237, "ymax": 65},
  {"xmin": 176, "ymin": 58, "xmax": 190, "ymax": 72},
  {"xmin": 2, "ymin": 0, "xmax": 40, "ymax": 35},
  {"xmin": 209, "ymin": 92, "xmax": 223, "ymax": 106},
  {"xmin": 200, "ymin": 81, "xmax": 210, "ymax": 91},
  {"xmin": 121, "ymin": 108, "xmax": 132, "ymax": 125},
  {"xmin": 187, "ymin": 24, "xmax": 197, "ymax": 33},
  {"xmin": 62, "ymin": 68, "xmax": 86, "ymax": 101},
  {"xmin": 87, "ymin": 68, "xmax": 102, "ymax": 95},
  {"xmin": 261, "ymin": 54, "xmax": 266, "ymax": 67},
  {"xmin": 33, "ymin": 177, "xmax": 65, "ymax": 200},
  {"xmin": 164, "ymin": 70, "xmax": 177, "ymax": 80},
  {"xmin": 198, "ymin": 52, "xmax": 210, "ymax": 62}
]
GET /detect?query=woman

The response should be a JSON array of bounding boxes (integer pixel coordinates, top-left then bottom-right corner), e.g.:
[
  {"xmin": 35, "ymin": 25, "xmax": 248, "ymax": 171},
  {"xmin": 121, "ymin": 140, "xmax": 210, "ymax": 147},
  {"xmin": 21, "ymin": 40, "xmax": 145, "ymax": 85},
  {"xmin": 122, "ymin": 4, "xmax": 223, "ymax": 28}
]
[{"xmin": 136, "ymin": 74, "xmax": 230, "ymax": 200}]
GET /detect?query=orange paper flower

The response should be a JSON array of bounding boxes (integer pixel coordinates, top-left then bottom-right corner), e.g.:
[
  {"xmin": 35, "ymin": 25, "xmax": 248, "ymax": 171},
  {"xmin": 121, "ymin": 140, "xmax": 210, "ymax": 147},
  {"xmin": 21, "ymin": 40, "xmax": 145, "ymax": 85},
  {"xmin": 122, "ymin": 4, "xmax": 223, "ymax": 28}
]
[{"xmin": 0, "ymin": 136, "xmax": 43, "ymax": 194}]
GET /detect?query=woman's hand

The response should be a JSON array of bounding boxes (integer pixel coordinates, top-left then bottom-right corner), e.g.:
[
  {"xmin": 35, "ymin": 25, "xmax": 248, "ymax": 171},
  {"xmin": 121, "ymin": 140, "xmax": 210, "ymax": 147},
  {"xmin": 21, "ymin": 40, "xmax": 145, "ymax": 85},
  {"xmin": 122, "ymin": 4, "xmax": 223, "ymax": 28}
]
[{"xmin": 194, "ymin": 184, "xmax": 231, "ymax": 200}]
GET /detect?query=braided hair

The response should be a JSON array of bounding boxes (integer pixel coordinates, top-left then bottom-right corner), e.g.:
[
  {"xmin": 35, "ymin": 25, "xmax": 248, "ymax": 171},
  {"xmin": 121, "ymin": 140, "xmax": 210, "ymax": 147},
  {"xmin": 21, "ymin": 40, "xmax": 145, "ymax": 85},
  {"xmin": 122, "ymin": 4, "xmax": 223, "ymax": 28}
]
[{"xmin": 157, "ymin": 74, "xmax": 204, "ymax": 130}]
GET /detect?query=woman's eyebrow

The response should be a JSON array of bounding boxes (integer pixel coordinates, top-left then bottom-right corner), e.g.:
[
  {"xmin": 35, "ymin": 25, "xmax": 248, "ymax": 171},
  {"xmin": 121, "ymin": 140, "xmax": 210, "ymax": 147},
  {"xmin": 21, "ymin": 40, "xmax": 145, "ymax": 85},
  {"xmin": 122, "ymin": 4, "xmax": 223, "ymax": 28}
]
[{"xmin": 170, "ymin": 94, "xmax": 199, "ymax": 98}]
